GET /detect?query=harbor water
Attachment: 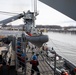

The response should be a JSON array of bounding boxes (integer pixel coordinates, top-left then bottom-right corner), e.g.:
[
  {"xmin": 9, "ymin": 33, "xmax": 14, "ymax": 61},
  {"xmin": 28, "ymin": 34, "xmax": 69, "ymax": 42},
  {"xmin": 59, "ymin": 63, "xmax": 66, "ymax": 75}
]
[{"xmin": 44, "ymin": 32, "xmax": 76, "ymax": 66}]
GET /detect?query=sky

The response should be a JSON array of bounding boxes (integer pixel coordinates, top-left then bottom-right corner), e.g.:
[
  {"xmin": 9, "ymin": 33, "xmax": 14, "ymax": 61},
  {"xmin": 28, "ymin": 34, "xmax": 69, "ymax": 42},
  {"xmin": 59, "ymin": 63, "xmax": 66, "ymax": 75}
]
[{"xmin": 0, "ymin": 0, "xmax": 76, "ymax": 27}]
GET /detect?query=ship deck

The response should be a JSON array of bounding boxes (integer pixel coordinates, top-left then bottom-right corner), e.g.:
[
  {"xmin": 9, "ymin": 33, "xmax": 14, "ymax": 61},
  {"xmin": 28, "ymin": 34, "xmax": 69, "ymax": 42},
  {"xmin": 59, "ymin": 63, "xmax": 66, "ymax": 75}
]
[
  {"xmin": 0, "ymin": 42, "xmax": 54, "ymax": 75},
  {"xmin": 26, "ymin": 51, "xmax": 54, "ymax": 75}
]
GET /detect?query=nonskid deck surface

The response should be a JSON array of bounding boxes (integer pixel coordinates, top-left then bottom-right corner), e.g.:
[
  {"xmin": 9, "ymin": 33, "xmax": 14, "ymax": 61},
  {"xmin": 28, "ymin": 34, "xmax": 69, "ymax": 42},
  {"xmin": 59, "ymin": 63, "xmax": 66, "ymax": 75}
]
[
  {"xmin": 16, "ymin": 50, "xmax": 54, "ymax": 75},
  {"xmin": 26, "ymin": 52, "xmax": 54, "ymax": 75}
]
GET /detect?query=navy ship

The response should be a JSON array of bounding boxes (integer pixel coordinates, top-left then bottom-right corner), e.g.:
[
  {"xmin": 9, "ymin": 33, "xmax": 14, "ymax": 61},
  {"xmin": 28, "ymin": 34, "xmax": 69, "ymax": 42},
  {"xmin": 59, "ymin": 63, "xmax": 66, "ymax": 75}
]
[{"xmin": 0, "ymin": 0, "xmax": 76, "ymax": 75}]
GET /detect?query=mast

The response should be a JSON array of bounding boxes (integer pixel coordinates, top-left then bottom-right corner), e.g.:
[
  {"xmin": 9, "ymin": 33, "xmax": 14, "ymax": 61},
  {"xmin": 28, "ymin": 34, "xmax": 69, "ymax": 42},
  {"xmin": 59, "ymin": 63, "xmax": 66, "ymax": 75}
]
[{"xmin": 34, "ymin": 0, "xmax": 37, "ymax": 27}]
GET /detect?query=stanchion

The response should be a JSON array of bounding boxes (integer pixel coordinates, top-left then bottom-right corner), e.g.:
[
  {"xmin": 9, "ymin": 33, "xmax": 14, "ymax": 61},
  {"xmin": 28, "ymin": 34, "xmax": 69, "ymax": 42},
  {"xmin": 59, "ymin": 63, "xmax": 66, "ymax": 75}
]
[
  {"xmin": 51, "ymin": 47, "xmax": 56, "ymax": 75},
  {"xmin": 22, "ymin": 33, "xmax": 26, "ymax": 75}
]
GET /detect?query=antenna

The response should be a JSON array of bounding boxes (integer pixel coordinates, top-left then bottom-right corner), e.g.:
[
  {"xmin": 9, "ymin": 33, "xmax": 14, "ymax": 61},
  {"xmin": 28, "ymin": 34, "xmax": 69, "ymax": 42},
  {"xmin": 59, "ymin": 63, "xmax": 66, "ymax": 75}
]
[
  {"xmin": 33, "ymin": 0, "xmax": 38, "ymax": 27},
  {"xmin": 34, "ymin": 0, "xmax": 37, "ymax": 16}
]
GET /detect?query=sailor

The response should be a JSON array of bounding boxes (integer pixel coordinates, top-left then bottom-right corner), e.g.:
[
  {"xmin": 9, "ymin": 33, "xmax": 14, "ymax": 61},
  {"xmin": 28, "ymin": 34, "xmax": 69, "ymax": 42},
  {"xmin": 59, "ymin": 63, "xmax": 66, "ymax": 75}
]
[
  {"xmin": 70, "ymin": 68, "xmax": 76, "ymax": 75},
  {"xmin": 0, "ymin": 55, "xmax": 3, "ymax": 74},
  {"xmin": 0, "ymin": 54, "xmax": 9, "ymax": 75},
  {"xmin": 30, "ymin": 55, "xmax": 40, "ymax": 75},
  {"xmin": 61, "ymin": 69, "xmax": 68, "ymax": 75}
]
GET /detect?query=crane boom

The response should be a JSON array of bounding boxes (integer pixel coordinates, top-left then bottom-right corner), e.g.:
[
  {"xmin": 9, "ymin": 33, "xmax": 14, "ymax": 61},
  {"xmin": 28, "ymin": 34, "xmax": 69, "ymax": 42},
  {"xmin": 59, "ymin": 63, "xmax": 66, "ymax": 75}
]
[
  {"xmin": 0, "ymin": 11, "xmax": 39, "ymax": 36},
  {"xmin": 0, "ymin": 14, "xmax": 23, "ymax": 25}
]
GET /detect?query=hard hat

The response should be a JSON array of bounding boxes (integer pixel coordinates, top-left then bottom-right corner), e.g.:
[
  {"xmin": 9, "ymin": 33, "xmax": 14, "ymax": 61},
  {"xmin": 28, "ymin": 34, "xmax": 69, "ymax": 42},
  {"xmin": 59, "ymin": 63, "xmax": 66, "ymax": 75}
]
[
  {"xmin": 17, "ymin": 41, "xmax": 21, "ymax": 45},
  {"xmin": 32, "ymin": 55, "xmax": 37, "ymax": 60},
  {"xmin": 17, "ymin": 49, "xmax": 21, "ymax": 52},
  {"xmin": 61, "ymin": 69, "xmax": 65, "ymax": 72},
  {"xmin": 21, "ymin": 53, "xmax": 26, "ymax": 57}
]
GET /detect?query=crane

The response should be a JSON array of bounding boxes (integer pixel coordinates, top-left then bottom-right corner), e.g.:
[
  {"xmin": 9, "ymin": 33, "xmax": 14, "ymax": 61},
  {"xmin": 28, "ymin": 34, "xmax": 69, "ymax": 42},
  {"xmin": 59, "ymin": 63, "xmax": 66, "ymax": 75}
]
[
  {"xmin": 0, "ymin": 10, "xmax": 39, "ymax": 36},
  {"xmin": 0, "ymin": 10, "xmax": 48, "ymax": 47}
]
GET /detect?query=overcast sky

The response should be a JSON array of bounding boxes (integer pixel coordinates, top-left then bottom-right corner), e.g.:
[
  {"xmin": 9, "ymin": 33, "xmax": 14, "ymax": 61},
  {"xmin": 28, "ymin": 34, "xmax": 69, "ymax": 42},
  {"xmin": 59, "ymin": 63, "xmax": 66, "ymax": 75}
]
[{"xmin": 0, "ymin": 0, "xmax": 76, "ymax": 27}]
